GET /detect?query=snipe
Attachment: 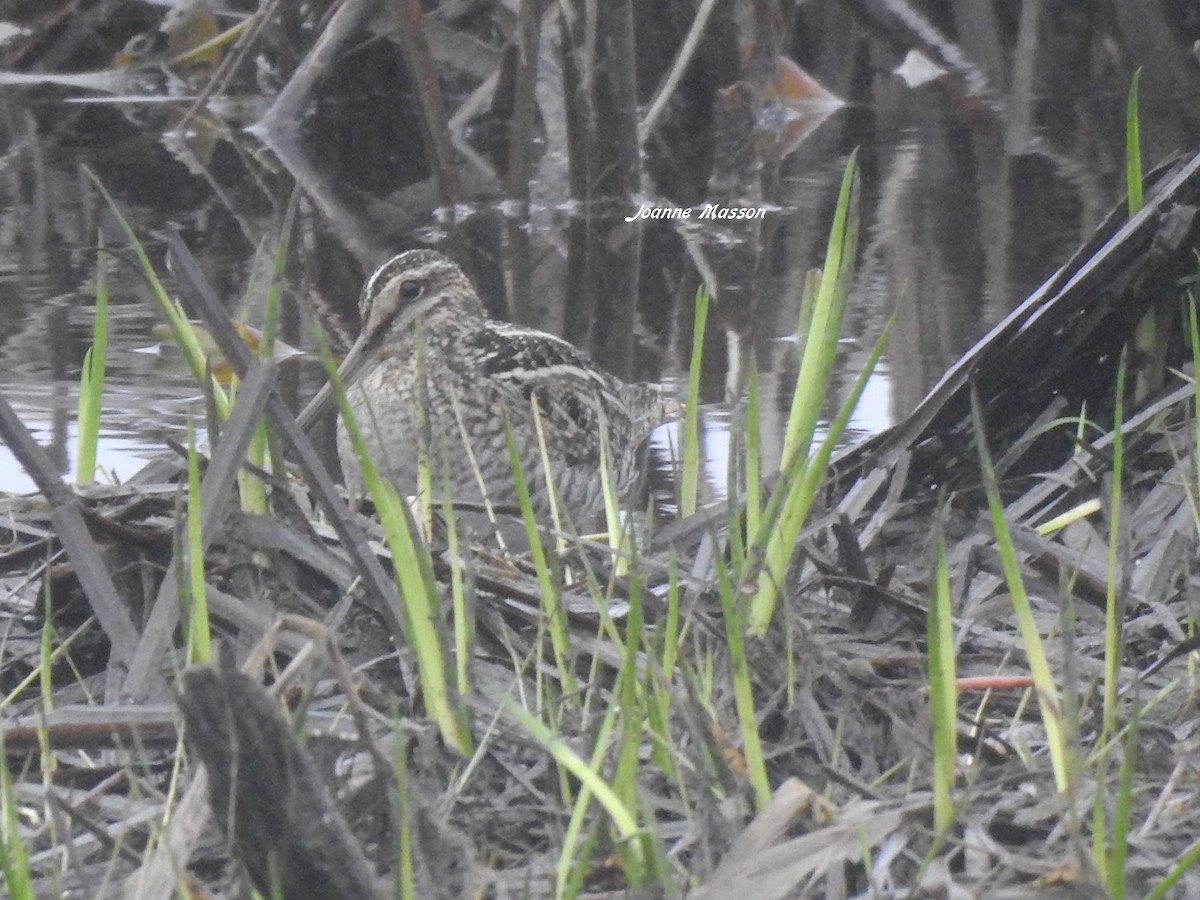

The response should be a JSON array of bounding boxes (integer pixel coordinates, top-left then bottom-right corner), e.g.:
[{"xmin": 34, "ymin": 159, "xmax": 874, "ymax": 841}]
[{"xmin": 306, "ymin": 250, "xmax": 667, "ymax": 521}]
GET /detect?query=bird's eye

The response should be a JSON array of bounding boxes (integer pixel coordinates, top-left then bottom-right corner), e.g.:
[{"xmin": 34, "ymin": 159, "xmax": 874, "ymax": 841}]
[{"xmin": 399, "ymin": 280, "xmax": 422, "ymax": 301}]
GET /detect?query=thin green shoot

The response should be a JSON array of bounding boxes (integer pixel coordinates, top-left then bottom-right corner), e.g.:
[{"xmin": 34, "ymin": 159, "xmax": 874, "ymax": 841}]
[
  {"xmin": 565, "ymin": 542, "xmax": 626, "ymax": 659},
  {"xmin": 447, "ymin": 391, "xmax": 506, "ymax": 541},
  {"xmin": 441, "ymin": 488, "xmax": 473, "ymax": 699},
  {"xmin": 547, "ymin": 685, "xmax": 575, "ymax": 811},
  {"xmin": 237, "ymin": 411, "xmax": 270, "ymax": 517},
  {"xmin": 0, "ymin": 732, "xmax": 33, "ymax": 900},
  {"xmin": 85, "ymin": 167, "xmax": 229, "ymax": 419},
  {"xmin": 505, "ymin": 409, "xmax": 575, "ymax": 697},
  {"xmin": 643, "ymin": 662, "xmax": 679, "ymax": 784},
  {"xmin": 185, "ymin": 419, "xmax": 211, "ymax": 665},
  {"xmin": 240, "ymin": 197, "xmax": 299, "ymax": 549},
  {"xmin": 316, "ymin": 324, "xmax": 471, "ymax": 754},
  {"xmin": 927, "ymin": 520, "xmax": 957, "ymax": 833},
  {"xmin": 38, "ymin": 581, "xmax": 56, "ymax": 783},
  {"xmin": 414, "ymin": 344, "xmax": 435, "ymax": 541},
  {"xmin": 1107, "ymin": 691, "xmax": 1141, "ymax": 900},
  {"xmin": 1056, "ymin": 568, "xmax": 1087, "ymax": 854},
  {"xmin": 1086, "ymin": 678, "xmax": 1178, "ymax": 765},
  {"xmin": 611, "ymin": 572, "xmax": 654, "ymax": 882},
  {"xmin": 970, "ymin": 386, "xmax": 1070, "ymax": 792},
  {"xmin": 680, "ymin": 284, "xmax": 709, "ymax": 517},
  {"xmin": 1144, "ymin": 836, "xmax": 1200, "ymax": 899},
  {"xmin": 715, "ymin": 553, "xmax": 771, "ymax": 810},
  {"xmin": 578, "ymin": 623, "xmax": 604, "ymax": 733},
  {"xmin": 555, "ymin": 700, "xmax": 620, "ymax": 898},
  {"xmin": 0, "ymin": 616, "xmax": 94, "ymax": 712},
  {"xmin": 560, "ymin": 826, "xmax": 602, "ymax": 900},
  {"xmin": 76, "ymin": 233, "xmax": 108, "ymax": 484},
  {"xmin": 504, "ymin": 696, "xmax": 646, "ymax": 878},
  {"xmin": 532, "ymin": 384, "xmax": 568, "ymax": 547},
  {"xmin": 634, "ymin": 790, "xmax": 675, "ymax": 897},
  {"xmin": 393, "ymin": 709, "xmax": 415, "ymax": 900}
]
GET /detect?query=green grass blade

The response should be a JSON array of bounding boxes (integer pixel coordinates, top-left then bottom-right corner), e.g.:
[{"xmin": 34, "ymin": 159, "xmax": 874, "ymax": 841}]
[
  {"xmin": 612, "ymin": 574, "xmax": 650, "ymax": 883},
  {"xmin": 1126, "ymin": 67, "xmax": 1143, "ymax": 217},
  {"xmin": 0, "ymin": 731, "xmax": 34, "ymax": 900},
  {"xmin": 504, "ymin": 696, "xmax": 645, "ymax": 870},
  {"xmin": 554, "ymin": 696, "xmax": 621, "ymax": 897},
  {"xmin": 76, "ymin": 234, "xmax": 108, "ymax": 483},
  {"xmin": 442, "ymin": 490, "xmax": 473, "ymax": 699},
  {"xmin": 716, "ymin": 554, "xmax": 771, "ymax": 809},
  {"xmin": 38, "ymin": 583, "xmax": 55, "ymax": 782},
  {"xmin": 505, "ymin": 409, "xmax": 575, "ymax": 696},
  {"xmin": 185, "ymin": 419, "xmax": 211, "ymax": 664},
  {"xmin": 745, "ymin": 309, "xmax": 893, "ymax": 635},
  {"xmin": 84, "ymin": 167, "xmax": 229, "ymax": 418},
  {"xmin": 1143, "ymin": 836, "xmax": 1200, "ymax": 900},
  {"xmin": 316, "ymin": 325, "xmax": 471, "ymax": 754},
  {"xmin": 239, "ymin": 196, "xmax": 298, "ymax": 517},
  {"xmin": 780, "ymin": 149, "xmax": 859, "ymax": 472},
  {"xmin": 743, "ymin": 152, "xmax": 867, "ymax": 635},
  {"xmin": 1107, "ymin": 693, "xmax": 1140, "ymax": 899},
  {"xmin": 393, "ymin": 710, "xmax": 415, "ymax": 900},
  {"xmin": 0, "ymin": 616, "xmax": 94, "ymax": 712},
  {"xmin": 970, "ymin": 387, "xmax": 1069, "ymax": 792},
  {"xmin": 597, "ymin": 406, "xmax": 628, "ymax": 577}
]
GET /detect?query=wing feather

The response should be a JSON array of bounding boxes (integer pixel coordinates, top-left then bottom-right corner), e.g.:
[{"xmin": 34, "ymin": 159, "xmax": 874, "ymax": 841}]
[{"xmin": 463, "ymin": 325, "xmax": 626, "ymax": 464}]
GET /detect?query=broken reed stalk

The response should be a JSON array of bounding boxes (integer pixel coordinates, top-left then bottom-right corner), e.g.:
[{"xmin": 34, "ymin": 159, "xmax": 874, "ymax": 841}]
[{"xmin": 391, "ymin": 0, "xmax": 462, "ymax": 209}]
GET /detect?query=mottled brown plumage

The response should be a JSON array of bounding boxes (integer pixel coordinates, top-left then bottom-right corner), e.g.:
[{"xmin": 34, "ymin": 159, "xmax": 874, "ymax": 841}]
[{"xmin": 329, "ymin": 250, "xmax": 666, "ymax": 520}]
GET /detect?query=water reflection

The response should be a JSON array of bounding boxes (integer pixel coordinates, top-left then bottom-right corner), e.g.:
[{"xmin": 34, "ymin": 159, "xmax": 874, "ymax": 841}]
[{"xmin": 0, "ymin": 4, "xmax": 1197, "ymax": 501}]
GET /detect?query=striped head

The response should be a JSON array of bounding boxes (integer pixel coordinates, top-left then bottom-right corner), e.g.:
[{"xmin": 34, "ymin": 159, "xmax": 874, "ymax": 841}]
[{"xmin": 358, "ymin": 250, "xmax": 486, "ymax": 343}]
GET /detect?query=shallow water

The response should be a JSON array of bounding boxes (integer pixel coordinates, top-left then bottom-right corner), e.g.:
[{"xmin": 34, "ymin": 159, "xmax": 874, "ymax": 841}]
[{"xmin": 1, "ymin": 6, "xmax": 1198, "ymax": 500}]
